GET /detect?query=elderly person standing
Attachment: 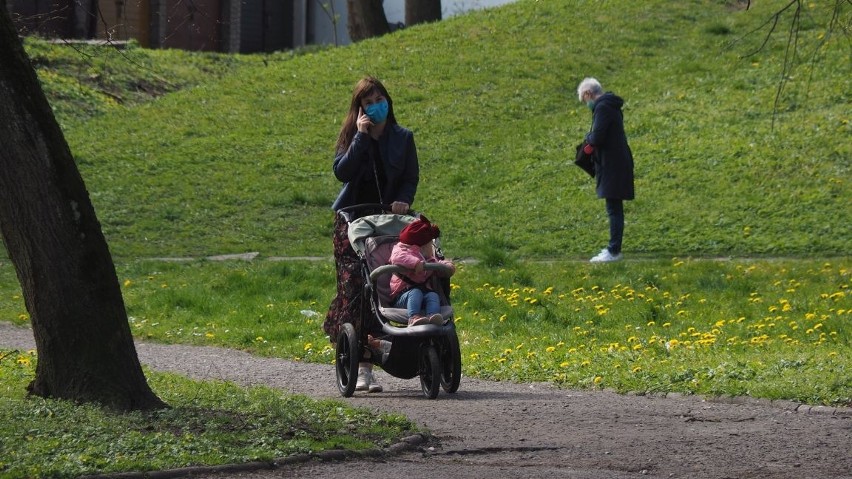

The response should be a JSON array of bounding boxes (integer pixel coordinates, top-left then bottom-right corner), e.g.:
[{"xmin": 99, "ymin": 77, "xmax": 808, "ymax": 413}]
[{"xmin": 577, "ymin": 77, "xmax": 635, "ymax": 262}]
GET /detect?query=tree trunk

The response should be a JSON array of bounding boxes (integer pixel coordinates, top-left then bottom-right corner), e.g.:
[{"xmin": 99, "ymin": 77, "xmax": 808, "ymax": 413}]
[
  {"xmin": 347, "ymin": 0, "xmax": 390, "ymax": 42},
  {"xmin": 406, "ymin": 0, "xmax": 441, "ymax": 26},
  {"xmin": 0, "ymin": 8, "xmax": 167, "ymax": 411},
  {"xmin": 73, "ymin": 0, "xmax": 99, "ymax": 38}
]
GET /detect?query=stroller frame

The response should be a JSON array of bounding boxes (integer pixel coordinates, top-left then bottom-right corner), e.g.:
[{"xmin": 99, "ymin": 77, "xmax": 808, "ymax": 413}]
[{"xmin": 334, "ymin": 204, "xmax": 462, "ymax": 399}]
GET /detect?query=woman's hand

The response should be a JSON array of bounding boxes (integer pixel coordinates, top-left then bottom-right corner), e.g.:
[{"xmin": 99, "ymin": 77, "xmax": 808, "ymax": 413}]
[
  {"xmin": 356, "ymin": 108, "xmax": 372, "ymax": 134},
  {"xmin": 390, "ymin": 201, "xmax": 409, "ymax": 214}
]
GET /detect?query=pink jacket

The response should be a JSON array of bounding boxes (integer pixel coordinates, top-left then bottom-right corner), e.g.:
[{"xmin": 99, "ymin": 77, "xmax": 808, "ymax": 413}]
[{"xmin": 389, "ymin": 242, "xmax": 455, "ymax": 299}]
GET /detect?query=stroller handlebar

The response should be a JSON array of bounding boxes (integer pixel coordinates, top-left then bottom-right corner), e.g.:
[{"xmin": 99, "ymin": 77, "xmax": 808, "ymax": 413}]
[
  {"xmin": 369, "ymin": 263, "xmax": 454, "ymax": 282},
  {"xmin": 337, "ymin": 203, "xmax": 417, "ymax": 223},
  {"xmin": 337, "ymin": 203, "xmax": 389, "ymax": 214}
]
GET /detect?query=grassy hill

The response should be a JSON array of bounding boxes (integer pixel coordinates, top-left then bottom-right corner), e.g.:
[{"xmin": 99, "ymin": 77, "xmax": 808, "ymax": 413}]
[{"xmin": 25, "ymin": 0, "xmax": 852, "ymax": 260}]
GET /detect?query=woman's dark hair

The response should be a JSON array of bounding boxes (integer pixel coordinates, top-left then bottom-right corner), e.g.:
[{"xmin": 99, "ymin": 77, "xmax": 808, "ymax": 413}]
[{"xmin": 335, "ymin": 76, "xmax": 397, "ymax": 153}]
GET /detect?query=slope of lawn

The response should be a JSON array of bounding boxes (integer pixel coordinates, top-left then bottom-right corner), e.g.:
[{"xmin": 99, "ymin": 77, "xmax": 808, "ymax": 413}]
[{"xmin": 22, "ymin": 0, "xmax": 850, "ymax": 260}]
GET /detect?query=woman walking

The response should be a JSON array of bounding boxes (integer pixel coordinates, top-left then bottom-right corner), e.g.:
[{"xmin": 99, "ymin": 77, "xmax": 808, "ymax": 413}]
[{"xmin": 324, "ymin": 76, "xmax": 419, "ymax": 392}]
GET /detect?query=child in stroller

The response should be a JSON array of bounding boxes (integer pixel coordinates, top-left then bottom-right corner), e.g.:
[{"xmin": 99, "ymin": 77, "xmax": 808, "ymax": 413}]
[
  {"xmin": 388, "ymin": 215, "xmax": 455, "ymax": 326},
  {"xmin": 334, "ymin": 205, "xmax": 462, "ymax": 399}
]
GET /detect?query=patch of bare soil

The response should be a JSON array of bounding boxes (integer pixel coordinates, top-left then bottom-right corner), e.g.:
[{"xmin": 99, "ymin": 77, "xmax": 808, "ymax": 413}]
[{"xmin": 1, "ymin": 322, "xmax": 849, "ymax": 479}]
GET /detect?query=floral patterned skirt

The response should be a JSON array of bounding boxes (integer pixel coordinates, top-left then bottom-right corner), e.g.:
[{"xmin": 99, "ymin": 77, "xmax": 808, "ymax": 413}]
[
  {"xmin": 323, "ymin": 213, "xmax": 364, "ymax": 342},
  {"xmin": 324, "ymin": 210, "xmax": 387, "ymax": 343}
]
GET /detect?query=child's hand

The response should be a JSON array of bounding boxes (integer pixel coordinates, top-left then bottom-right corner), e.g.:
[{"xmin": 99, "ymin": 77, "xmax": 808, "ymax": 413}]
[{"xmin": 414, "ymin": 260, "xmax": 425, "ymax": 274}]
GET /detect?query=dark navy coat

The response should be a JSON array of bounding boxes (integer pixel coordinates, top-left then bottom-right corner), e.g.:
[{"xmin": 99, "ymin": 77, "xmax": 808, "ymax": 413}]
[
  {"xmin": 332, "ymin": 124, "xmax": 419, "ymax": 210},
  {"xmin": 585, "ymin": 93, "xmax": 635, "ymax": 200}
]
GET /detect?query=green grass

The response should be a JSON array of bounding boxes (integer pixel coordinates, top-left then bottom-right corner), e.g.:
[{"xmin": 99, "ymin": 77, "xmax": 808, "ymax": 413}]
[
  {"xmin": 19, "ymin": 0, "xmax": 849, "ymax": 259},
  {"xmin": 1, "ymin": 0, "xmax": 850, "ymax": 476},
  {"xmin": 451, "ymin": 258, "xmax": 850, "ymax": 406},
  {"xmin": 0, "ymin": 353, "xmax": 416, "ymax": 478},
  {"xmin": 2, "ymin": 257, "xmax": 848, "ymax": 406}
]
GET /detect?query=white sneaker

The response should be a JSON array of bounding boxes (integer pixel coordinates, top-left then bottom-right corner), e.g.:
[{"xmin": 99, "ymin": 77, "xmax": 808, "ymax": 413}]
[
  {"xmin": 356, "ymin": 367, "xmax": 371, "ymax": 391},
  {"xmin": 590, "ymin": 248, "xmax": 623, "ymax": 263},
  {"xmin": 368, "ymin": 373, "xmax": 383, "ymax": 393}
]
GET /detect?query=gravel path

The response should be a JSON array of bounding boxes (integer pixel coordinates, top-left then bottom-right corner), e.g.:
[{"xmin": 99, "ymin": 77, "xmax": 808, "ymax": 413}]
[{"xmin": 1, "ymin": 322, "xmax": 850, "ymax": 479}]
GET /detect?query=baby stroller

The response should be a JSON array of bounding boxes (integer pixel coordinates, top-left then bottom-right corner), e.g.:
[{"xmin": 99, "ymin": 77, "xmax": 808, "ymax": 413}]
[{"xmin": 334, "ymin": 204, "xmax": 462, "ymax": 399}]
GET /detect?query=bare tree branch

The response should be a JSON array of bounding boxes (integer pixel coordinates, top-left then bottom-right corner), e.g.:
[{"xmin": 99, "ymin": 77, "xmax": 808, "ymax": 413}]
[{"xmin": 728, "ymin": 0, "xmax": 851, "ymax": 127}]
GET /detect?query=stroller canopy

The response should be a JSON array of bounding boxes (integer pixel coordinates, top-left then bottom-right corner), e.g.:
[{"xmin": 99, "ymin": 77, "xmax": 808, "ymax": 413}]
[{"xmin": 347, "ymin": 214, "xmax": 416, "ymax": 256}]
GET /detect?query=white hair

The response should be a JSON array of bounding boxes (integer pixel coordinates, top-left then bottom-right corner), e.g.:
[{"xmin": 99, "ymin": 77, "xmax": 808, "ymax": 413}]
[{"xmin": 577, "ymin": 77, "xmax": 603, "ymax": 102}]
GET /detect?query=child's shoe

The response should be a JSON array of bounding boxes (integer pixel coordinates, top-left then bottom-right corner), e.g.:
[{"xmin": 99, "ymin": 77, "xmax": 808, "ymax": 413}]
[
  {"xmin": 428, "ymin": 313, "xmax": 444, "ymax": 325},
  {"xmin": 409, "ymin": 315, "xmax": 431, "ymax": 326}
]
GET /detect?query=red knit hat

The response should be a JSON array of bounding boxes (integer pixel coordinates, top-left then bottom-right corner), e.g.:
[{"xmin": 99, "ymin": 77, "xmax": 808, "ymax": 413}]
[{"xmin": 399, "ymin": 215, "xmax": 440, "ymax": 246}]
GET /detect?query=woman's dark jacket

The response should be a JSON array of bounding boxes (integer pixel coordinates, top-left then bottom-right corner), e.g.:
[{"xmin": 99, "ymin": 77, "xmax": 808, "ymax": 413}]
[
  {"xmin": 585, "ymin": 92, "xmax": 635, "ymax": 200},
  {"xmin": 331, "ymin": 124, "xmax": 419, "ymax": 211}
]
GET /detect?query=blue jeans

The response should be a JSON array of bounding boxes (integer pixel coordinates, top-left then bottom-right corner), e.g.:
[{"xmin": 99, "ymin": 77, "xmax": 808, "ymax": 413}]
[
  {"xmin": 394, "ymin": 288, "xmax": 441, "ymax": 318},
  {"xmin": 605, "ymin": 198, "xmax": 624, "ymax": 255}
]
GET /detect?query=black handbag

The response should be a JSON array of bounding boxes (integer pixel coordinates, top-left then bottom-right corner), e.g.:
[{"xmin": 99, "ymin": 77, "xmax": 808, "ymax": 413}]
[{"xmin": 574, "ymin": 142, "xmax": 595, "ymax": 178}]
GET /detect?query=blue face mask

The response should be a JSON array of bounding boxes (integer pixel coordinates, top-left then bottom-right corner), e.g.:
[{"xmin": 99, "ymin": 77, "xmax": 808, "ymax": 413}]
[
  {"xmin": 365, "ymin": 100, "xmax": 389, "ymax": 123},
  {"xmin": 586, "ymin": 100, "xmax": 596, "ymax": 111}
]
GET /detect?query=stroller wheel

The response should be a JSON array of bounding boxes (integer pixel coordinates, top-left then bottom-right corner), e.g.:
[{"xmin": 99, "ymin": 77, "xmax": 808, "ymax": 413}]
[
  {"xmin": 440, "ymin": 333, "xmax": 462, "ymax": 393},
  {"xmin": 419, "ymin": 344, "xmax": 441, "ymax": 399},
  {"xmin": 335, "ymin": 323, "xmax": 359, "ymax": 397}
]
